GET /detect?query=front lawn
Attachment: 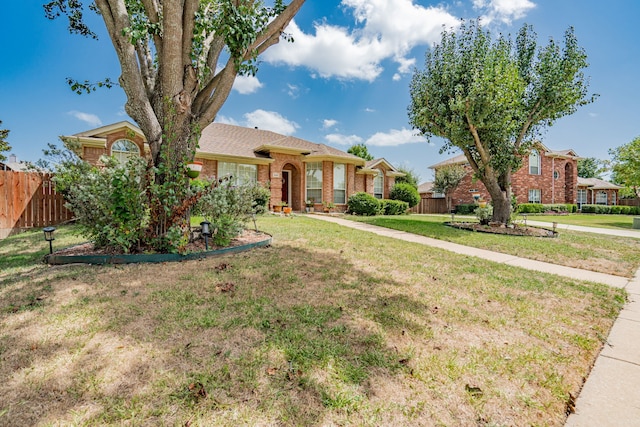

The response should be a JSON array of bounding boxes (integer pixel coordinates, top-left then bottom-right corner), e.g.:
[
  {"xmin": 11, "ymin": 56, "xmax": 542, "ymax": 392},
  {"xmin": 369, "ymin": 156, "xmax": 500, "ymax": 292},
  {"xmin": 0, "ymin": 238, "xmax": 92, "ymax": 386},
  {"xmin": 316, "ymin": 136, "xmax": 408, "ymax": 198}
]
[
  {"xmin": 349, "ymin": 214, "xmax": 640, "ymax": 278},
  {"xmin": 516, "ymin": 212, "xmax": 639, "ymax": 230},
  {"xmin": 0, "ymin": 216, "xmax": 625, "ymax": 426}
]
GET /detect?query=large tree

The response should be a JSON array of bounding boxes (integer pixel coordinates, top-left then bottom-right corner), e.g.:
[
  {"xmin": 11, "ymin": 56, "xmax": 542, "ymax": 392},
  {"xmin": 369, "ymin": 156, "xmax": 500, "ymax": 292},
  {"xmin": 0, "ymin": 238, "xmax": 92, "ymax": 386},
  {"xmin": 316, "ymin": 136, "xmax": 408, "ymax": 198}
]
[
  {"xmin": 609, "ymin": 136, "xmax": 640, "ymax": 197},
  {"xmin": 409, "ymin": 20, "xmax": 595, "ymax": 224},
  {"xmin": 577, "ymin": 157, "xmax": 608, "ymax": 179},
  {"xmin": 0, "ymin": 120, "xmax": 10, "ymax": 162},
  {"xmin": 45, "ymin": 0, "xmax": 304, "ymax": 248},
  {"xmin": 347, "ymin": 143, "xmax": 374, "ymax": 161}
]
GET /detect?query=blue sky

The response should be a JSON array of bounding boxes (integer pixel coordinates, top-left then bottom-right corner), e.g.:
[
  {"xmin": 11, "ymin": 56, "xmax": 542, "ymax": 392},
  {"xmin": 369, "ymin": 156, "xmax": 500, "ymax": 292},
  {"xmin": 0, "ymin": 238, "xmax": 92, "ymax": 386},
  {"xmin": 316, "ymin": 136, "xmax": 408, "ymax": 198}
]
[{"xmin": 2, "ymin": 0, "xmax": 639, "ymax": 181}]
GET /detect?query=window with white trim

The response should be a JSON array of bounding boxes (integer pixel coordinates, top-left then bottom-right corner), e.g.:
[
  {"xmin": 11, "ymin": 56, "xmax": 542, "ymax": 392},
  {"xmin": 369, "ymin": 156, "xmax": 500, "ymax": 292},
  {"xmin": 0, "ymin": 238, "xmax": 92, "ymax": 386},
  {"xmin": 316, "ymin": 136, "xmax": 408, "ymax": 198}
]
[
  {"xmin": 528, "ymin": 189, "xmax": 541, "ymax": 203},
  {"xmin": 333, "ymin": 163, "xmax": 346, "ymax": 204},
  {"xmin": 596, "ymin": 191, "xmax": 607, "ymax": 205},
  {"xmin": 577, "ymin": 189, "xmax": 587, "ymax": 207},
  {"xmin": 218, "ymin": 162, "xmax": 257, "ymax": 186},
  {"xmin": 373, "ymin": 170, "xmax": 384, "ymax": 199},
  {"xmin": 306, "ymin": 162, "xmax": 323, "ymax": 202},
  {"xmin": 529, "ymin": 150, "xmax": 541, "ymax": 175},
  {"xmin": 612, "ymin": 192, "xmax": 617, "ymax": 205},
  {"xmin": 111, "ymin": 139, "xmax": 140, "ymax": 163}
]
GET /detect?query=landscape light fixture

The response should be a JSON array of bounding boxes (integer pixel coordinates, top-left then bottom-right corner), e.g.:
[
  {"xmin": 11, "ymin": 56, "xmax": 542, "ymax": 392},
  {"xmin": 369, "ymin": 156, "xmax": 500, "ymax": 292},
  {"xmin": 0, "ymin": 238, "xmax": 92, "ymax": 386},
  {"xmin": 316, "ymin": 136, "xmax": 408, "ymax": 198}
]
[
  {"xmin": 523, "ymin": 214, "xmax": 527, "ymax": 226},
  {"xmin": 43, "ymin": 226, "xmax": 56, "ymax": 254},
  {"xmin": 200, "ymin": 221, "xmax": 212, "ymax": 250}
]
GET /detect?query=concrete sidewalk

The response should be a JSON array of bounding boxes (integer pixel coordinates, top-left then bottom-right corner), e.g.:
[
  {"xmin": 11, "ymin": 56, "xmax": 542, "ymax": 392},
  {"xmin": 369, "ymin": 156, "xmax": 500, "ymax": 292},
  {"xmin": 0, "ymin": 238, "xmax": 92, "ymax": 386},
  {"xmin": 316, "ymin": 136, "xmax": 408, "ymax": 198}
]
[{"xmin": 308, "ymin": 214, "xmax": 640, "ymax": 426}]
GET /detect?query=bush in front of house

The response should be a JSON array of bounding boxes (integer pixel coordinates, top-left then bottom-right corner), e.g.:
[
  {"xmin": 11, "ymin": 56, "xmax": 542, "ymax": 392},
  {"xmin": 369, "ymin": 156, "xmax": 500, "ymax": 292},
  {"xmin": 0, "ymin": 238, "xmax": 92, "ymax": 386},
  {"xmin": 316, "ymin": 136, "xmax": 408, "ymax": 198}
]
[
  {"xmin": 454, "ymin": 204, "xmax": 477, "ymax": 215},
  {"xmin": 389, "ymin": 183, "xmax": 420, "ymax": 208},
  {"xmin": 193, "ymin": 180, "xmax": 267, "ymax": 246},
  {"xmin": 347, "ymin": 192, "xmax": 382, "ymax": 216},
  {"xmin": 381, "ymin": 199, "xmax": 409, "ymax": 215},
  {"xmin": 55, "ymin": 155, "xmax": 152, "ymax": 253},
  {"xmin": 581, "ymin": 204, "xmax": 639, "ymax": 215}
]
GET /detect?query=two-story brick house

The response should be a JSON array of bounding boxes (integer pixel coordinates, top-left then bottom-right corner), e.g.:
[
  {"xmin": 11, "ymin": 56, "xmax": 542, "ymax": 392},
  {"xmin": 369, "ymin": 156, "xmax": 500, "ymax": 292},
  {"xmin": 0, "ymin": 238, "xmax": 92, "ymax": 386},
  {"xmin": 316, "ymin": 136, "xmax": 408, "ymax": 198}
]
[
  {"xmin": 429, "ymin": 143, "xmax": 585, "ymax": 206},
  {"xmin": 63, "ymin": 121, "xmax": 403, "ymax": 212}
]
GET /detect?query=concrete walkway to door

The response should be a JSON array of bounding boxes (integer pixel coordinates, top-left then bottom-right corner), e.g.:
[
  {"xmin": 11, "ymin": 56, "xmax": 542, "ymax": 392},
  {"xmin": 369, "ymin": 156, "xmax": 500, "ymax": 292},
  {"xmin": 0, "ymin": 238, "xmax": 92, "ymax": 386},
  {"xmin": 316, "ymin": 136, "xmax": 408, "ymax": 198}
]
[{"xmin": 307, "ymin": 214, "xmax": 640, "ymax": 427}]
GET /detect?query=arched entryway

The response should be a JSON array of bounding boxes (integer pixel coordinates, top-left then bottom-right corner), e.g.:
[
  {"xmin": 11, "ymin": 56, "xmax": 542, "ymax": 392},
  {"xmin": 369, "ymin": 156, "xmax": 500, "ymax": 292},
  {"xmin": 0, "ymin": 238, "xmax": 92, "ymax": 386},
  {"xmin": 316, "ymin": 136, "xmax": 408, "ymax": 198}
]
[
  {"xmin": 281, "ymin": 163, "xmax": 302, "ymax": 211},
  {"xmin": 565, "ymin": 163, "xmax": 574, "ymax": 203}
]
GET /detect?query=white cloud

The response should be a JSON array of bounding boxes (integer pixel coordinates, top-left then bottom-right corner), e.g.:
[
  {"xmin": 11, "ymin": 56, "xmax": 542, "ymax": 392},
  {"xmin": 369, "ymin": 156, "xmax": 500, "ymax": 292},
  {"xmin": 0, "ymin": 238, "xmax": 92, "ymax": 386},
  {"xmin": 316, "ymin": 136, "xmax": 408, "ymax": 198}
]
[
  {"xmin": 232, "ymin": 74, "xmax": 263, "ymax": 94},
  {"xmin": 474, "ymin": 0, "xmax": 536, "ymax": 24},
  {"xmin": 287, "ymin": 83, "xmax": 300, "ymax": 98},
  {"xmin": 325, "ymin": 133, "xmax": 364, "ymax": 146},
  {"xmin": 243, "ymin": 109, "xmax": 299, "ymax": 135},
  {"xmin": 68, "ymin": 111, "xmax": 102, "ymax": 127},
  {"xmin": 323, "ymin": 119, "xmax": 338, "ymax": 129},
  {"xmin": 365, "ymin": 128, "xmax": 425, "ymax": 147},
  {"xmin": 364, "ymin": 108, "xmax": 376, "ymax": 113},
  {"xmin": 215, "ymin": 115, "xmax": 240, "ymax": 126},
  {"xmin": 264, "ymin": 0, "xmax": 460, "ymax": 81}
]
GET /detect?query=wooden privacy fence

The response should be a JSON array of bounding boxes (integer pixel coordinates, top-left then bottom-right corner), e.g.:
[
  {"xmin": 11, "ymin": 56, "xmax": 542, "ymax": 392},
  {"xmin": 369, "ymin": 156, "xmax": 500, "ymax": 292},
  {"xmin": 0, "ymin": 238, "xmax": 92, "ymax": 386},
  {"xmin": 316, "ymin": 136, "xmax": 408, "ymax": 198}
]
[
  {"xmin": 0, "ymin": 171, "xmax": 73, "ymax": 239},
  {"xmin": 619, "ymin": 198, "xmax": 640, "ymax": 207},
  {"xmin": 410, "ymin": 197, "xmax": 448, "ymax": 214}
]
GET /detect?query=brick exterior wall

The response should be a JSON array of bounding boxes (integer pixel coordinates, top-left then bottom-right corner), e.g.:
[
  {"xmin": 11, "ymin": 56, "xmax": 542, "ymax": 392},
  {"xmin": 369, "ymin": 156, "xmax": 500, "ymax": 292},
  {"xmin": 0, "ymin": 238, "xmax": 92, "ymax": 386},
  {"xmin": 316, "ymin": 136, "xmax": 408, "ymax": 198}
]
[
  {"xmin": 82, "ymin": 146, "xmax": 107, "ymax": 165},
  {"xmin": 445, "ymin": 151, "xmax": 579, "ymax": 206}
]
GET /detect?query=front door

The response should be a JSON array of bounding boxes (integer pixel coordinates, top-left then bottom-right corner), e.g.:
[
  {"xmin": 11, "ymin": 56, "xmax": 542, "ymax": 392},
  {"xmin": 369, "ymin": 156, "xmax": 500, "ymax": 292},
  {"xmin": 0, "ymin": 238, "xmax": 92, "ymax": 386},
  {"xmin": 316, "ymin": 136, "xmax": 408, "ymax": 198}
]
[{"xmin": 281, "ymin": 170, "xmax": 290, "ymax": 206}]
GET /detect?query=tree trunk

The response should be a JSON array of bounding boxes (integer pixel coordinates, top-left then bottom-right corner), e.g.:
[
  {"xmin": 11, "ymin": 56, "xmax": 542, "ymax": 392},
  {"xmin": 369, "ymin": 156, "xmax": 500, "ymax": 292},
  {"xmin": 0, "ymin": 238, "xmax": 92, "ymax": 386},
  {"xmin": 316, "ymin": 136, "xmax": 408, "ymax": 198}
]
[{"xmin": 479, "ymin": 169, "xmax": 512, "ymax": 224}]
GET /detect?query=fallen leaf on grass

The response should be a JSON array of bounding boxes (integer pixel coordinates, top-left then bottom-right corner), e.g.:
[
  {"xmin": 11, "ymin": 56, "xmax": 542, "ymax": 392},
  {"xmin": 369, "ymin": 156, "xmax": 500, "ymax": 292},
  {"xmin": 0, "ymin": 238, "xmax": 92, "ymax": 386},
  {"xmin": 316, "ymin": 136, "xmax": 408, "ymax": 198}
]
[
  {"xmin": 188, "ymin": 382, "xmax": 208, "ymax": 399},
  {"xmin": 465, "ymin": 384, "xmax": 483, "ymax": 398},
  {"xmin": 215, "ymin": 282, "xmax": 235, "ymax": 293}
]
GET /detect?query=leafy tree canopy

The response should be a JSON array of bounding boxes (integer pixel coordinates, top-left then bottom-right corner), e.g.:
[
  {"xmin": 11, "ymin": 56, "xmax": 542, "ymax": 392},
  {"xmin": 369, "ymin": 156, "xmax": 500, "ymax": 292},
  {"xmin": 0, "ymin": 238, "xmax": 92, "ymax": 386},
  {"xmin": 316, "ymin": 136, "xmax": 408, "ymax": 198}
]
[
  {"xmin": 577, "ymin": 157, "xmax": 608, "ymax": 179},
  {"xmin": 609, "ymin": 136, "xmax": 640, "ymax": 197},
  {"xmin": 0, "ymin": 120, "xmax": 11, "ymax": 162},
  {"xmin": 347, "ymin": 143, "xmax": 374, "ymax": 161},
  {"xmin": 394, "ymin": 166, "xmax": 420, "ymax": 189},
  {"xmin": 409, "ymin": 20, "xmax": 596, "ymax": 223},
  {"xmin": 433, "ymin": 164, "xmax": 466, "ymax": 211}
]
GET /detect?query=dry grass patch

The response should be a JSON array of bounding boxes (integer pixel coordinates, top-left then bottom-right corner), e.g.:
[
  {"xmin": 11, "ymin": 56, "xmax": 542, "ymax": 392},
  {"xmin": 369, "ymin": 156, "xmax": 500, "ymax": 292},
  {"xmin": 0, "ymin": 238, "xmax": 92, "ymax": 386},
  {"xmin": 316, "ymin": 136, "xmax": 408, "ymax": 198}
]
[{"xmin": 0, "ymin": 216, "xmax": 625, "ymax": 426}]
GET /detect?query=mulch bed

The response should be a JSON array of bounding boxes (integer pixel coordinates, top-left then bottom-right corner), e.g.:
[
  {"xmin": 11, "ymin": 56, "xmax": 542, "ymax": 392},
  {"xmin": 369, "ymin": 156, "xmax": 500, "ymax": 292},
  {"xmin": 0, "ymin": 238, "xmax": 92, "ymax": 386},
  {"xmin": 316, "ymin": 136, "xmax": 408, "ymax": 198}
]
[
  {"xmin": 448, "ymin": 222, "xmax": 557, "ymax": 237},
  {"xmin": 52, "ymin": 229, "xmax": 269, "ymax": 256}
]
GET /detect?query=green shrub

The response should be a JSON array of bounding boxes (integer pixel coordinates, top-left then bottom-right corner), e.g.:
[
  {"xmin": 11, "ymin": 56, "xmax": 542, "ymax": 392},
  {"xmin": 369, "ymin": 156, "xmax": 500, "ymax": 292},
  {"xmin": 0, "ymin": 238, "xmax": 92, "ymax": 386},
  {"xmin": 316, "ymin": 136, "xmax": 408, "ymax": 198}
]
[
  {"xmin": 55, "ymin": 155, "xmax": 150, "ymax": 253},
  {"xmin": 389, "ymin": 183, "xmax": 420, "ymax": 208},
  {"xmin": 381, "ymin": 199, "xmax": 409, "ymax": 215},
  {"xmin": 566, "ymin": 204, "xmax": 578, "ymax": 213},
  {"xmin": 347, "ymin": 192, "xmax": 382, "ymax": 216},
  {"xmin": 454, "ymin": 204, "xmax": 477, "ymax": 215},
  {"xmin": 516, "ymin": 203, "xmax": 545, "ymax": 214},
  {"xmin": 475, "ymin": 206, "xmax": 493, "ymax": 225}
]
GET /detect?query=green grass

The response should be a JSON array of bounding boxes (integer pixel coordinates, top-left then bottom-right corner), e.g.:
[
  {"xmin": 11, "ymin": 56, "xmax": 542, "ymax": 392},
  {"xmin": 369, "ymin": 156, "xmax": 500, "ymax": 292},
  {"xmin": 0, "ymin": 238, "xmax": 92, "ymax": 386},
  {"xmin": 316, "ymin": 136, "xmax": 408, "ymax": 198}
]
[
  {"xmin": 0, "ymin": 216, "xmax": 627, "ymax": 426},
  {"xmin": 347, "ymin": 214, "xmax": 640, "ymax": 277},
  {"xmin": 515, "ymin": 212, "xmax": 638, "ymax": 230}
]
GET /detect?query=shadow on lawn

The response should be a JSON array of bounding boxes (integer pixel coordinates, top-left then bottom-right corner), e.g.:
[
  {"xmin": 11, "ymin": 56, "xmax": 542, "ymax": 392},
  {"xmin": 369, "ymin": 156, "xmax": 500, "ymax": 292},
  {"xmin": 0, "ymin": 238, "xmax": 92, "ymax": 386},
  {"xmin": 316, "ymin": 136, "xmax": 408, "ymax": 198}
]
[{"xmin": 0, "ymin": 241, "xmax": 426, "ymax": 426}]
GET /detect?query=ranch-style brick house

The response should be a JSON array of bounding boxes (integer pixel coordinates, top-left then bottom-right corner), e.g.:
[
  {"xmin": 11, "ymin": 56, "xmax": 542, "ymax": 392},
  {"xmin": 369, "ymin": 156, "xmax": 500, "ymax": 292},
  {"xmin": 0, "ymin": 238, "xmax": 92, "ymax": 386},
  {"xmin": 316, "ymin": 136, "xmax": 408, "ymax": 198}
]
[
  {"xmin": 63, "ymin": 121, "xmax": 403, "ymax": 212},
  {"xmin": 428, "ymin": 143, "xmax": 620, "ymax": 208}
]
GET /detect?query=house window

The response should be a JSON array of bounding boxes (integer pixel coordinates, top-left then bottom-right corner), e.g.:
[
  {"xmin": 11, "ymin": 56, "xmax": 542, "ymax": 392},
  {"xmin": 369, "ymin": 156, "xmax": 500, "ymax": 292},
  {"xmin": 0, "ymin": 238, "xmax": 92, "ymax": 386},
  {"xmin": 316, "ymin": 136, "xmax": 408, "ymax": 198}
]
[
  {"xmin": 218, "ymin": 162, "xmax": 257, "ymax": 186},
  {"xmin": 373, "ymin": 170, "xmax": 384, "ymax": 199},
  {"xmin": 612, "ymin": 192, "xmax": 617, "ymax": 205},
  {"xmin": 333, "ymin": 163, "xmax": 346, "ymax": 204},
  {"xmin": 596, "ymin": 191, "xmax": 607, "ymax": 205},
  {"xmin": 306, "ymin": 162, "xmax": 323, "ymax": 202},
  {"xmin": 577, "ymin": 189, "xmax": 587, "ymax": 207},
  {"xmin": 553, "ymin": 170, "xmax": 560, "ymax": 180},
  {"xmin": 111, "ymin": 139, "xmax": 140, "ymax": 163},
  {"xmin": 529, "ymin": 150, "xmax": 541, "ymax": 175},
  {"xmin": 528, "ymin": 189, "xmax": 541, "ymax": 203}
]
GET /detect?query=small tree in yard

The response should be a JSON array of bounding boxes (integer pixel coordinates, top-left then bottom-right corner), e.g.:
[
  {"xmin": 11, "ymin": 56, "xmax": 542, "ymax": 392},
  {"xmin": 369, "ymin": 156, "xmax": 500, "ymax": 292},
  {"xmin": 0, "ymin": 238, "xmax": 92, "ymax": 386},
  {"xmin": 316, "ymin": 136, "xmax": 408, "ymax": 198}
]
[
  {"xmin": 347, "ymin": 143, "xmax": 374, "ymax": 161},
  {"xmin": 609, "ymin": 136, "xmax": 640, "ymax": 198},
  {"xmin": 44, "ymin": 0, "xmax": 304, "ymax": 252},
  {"xmin": 394, "ymin": 166, "xmax": 420, "ymax": 189},
  {"xmin": 0, "ymin": 120, "xmax": 10, "ymax": 162},
  {"xmin": 389, "ymin": 183, "xmax": 420, "ymax": 208},
  {"xmin": 409, "ymin": 20, "xmax": 596, "ymax": 224},
  {"xmin": 578, "ymin": 157, "xmax": 608, "ymax": 179},
  {"xmin": 433, "ymin": 164, "xmax": 466, "ymax": 212}
]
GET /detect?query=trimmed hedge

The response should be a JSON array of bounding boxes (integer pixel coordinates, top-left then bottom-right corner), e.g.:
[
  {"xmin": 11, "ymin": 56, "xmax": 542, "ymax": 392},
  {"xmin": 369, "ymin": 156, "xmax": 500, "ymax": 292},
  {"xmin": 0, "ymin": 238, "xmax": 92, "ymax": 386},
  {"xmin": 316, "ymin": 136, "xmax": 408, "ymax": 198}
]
[
  {"xmin": 581, "ymin": 204, "xmax": 640, "ymax": 215},
  {"xmin": 381, "ymin": 199, "xmax": 409, "ymax": 215},
  {"xmin": 389, "ymin": 183, "xmax": 420, "ymax": 208},
  {"xmin": 454, "ymin": 204, "xmax": 477, "ymax": 215},
  {"xmin": 517, "ymin": 203, "xmax": 575, "ymax": 214},
  {"xmin": 347, "ymin": 192, "xmax": 382, "ymax": 216}
]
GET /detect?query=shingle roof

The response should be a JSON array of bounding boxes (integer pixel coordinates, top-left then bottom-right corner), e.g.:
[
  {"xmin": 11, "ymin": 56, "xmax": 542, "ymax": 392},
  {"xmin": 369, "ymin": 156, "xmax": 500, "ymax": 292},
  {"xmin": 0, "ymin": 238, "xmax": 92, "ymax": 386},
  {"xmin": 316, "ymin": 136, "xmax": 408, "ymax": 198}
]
[
  {"xmin": 197, "ymin": 123, "xmax": 364, "ymax": 163},
  {"xmin": 577, "ymin": 177, "xmax": 622, "ymax": 190},
  {"xmin": 418, "ymin": 181, "xmax": 435, "ymax": 193},
  {"xmin": 428, "ymin": 154, "xmax": 467, "ymax": 169}
]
